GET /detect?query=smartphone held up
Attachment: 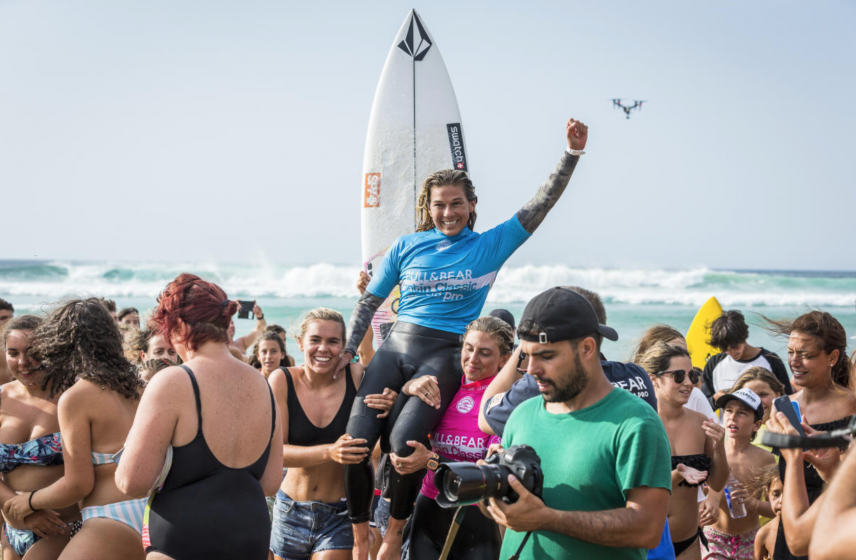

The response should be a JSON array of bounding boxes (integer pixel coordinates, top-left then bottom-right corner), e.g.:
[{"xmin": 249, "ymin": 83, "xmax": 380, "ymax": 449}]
[{"xmin": 238, "ymin": 300, "xmax": 256, "ymax": 320}]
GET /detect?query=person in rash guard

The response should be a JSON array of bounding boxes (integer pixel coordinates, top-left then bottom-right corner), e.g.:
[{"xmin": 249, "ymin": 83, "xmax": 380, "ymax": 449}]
[
  {"xmin": 388, "ymin": 317, "xmax": 512, "ymax": 560},
  {"xmin": 338, "ymin": 118, "xmax": 589, "ymax": 560}
]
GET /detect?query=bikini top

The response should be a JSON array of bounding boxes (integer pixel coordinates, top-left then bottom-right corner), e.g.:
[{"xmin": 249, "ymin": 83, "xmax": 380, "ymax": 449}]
[
  {"xmin": 0, "ymin": 388, "xmax": 63, "ymax": 473},
  {"xmin": 284, "ymin": 365, "xmax": 356, "ymax": 447},
  {"xmin": 91, "ymin": 451, "xmax": 115, "ymax": 465},
  {"xmin": 671, "ymin": 454, "xmax": 712, "ymax": 487}
]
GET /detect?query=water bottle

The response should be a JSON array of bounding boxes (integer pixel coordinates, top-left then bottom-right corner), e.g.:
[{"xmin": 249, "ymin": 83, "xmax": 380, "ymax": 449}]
[{"xmin": 724, "ymin": 476, "xmax": 747, "ymax": 519}]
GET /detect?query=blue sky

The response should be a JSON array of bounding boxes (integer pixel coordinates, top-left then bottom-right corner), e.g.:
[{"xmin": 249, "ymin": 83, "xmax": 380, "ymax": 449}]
[{"xmin": 1, "ymin": 0, "xmax": 853, "ymax": 270}]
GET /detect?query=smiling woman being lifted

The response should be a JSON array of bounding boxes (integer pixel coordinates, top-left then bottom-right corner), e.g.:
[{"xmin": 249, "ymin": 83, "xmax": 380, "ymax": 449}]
[{"xmin": 338, "ymin": 117, "xmax": 590, "ymax": 560}]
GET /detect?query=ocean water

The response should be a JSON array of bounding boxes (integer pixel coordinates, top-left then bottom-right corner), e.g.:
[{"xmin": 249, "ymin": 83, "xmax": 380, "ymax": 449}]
[{"xmin": 1, "ymin": 260, "xmax": 854, "ymax": 363}]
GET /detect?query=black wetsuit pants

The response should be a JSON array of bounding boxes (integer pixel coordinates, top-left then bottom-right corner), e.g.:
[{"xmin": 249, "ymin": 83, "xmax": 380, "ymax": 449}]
[
  {"xmin": 344, "ymin": 322, "xmax": 463, "ymax": 523},
  {"xmin": 408, "ymin": 494, "xmax": 501, "ymax": 560}
]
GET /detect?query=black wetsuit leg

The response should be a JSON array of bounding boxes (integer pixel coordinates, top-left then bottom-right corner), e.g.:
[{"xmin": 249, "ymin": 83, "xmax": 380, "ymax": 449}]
[
  {"xmin": 344, "ymin": 323, "xmax": 463, "ymax": 523},
  {"xmin": 408, "ymin": 494, "xmax": 501, "ymax": 560},
  {"xmin": 385, "ymin": 370, "xmax": 460, "ymax": 520}
]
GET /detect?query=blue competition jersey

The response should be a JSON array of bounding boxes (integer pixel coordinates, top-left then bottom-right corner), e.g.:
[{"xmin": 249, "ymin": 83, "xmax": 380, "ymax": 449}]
[{"xmin": 367, "ymin": 216, "xmax": 531, "ymax": 334}]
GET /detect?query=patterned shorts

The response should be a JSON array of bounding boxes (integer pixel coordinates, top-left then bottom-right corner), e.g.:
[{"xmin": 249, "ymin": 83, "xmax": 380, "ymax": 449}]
[{"xmin": 702, "ymin": 526, "xmax": 758, "ymax": 560}]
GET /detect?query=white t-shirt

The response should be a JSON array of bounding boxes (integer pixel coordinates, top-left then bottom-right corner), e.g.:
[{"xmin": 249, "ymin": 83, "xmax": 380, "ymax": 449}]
[{"xmin": 685, "ymin": 387, "xmax": 716, "ymax": 419}]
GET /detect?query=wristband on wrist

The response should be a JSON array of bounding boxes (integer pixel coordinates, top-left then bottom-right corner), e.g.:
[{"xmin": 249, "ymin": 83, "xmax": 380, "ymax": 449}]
[
  {"xmin": 256, "ymin": 314, "xmax": 264, "ymax": 320},
  {"xmin": 28, "ymin": 490, "xmax": 39, "ymax": 512}
]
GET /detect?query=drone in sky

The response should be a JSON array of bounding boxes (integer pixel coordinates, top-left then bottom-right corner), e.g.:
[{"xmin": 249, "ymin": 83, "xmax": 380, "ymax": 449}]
[{"xmin": 611, "ymin": 99, "xmax": 646, "ymax": 119}]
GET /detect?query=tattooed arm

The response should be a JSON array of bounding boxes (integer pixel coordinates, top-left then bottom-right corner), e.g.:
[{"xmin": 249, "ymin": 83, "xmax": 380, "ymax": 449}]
[
  {"xmin": 343, "ymin": 292, "xmax": 384, "ymax": 358},
  {"xmin": 516, "ymin": 118, "xmax": 588, "ymax": 234}
]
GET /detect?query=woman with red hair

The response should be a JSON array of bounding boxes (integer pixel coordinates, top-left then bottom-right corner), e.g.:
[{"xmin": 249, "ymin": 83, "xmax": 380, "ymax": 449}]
[{"xmin": 115, "ymin": 273, "xmax": 283, "ymax": 560}]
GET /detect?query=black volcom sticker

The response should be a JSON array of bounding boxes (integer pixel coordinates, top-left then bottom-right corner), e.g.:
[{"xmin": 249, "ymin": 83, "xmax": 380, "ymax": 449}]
[
  {"xmin": 397, "ymin": 12, "xmax": 432, "ymax": 61},
  {"xmin": 446, "ymin": 123, "xmax": 467, "ymax": 171}
]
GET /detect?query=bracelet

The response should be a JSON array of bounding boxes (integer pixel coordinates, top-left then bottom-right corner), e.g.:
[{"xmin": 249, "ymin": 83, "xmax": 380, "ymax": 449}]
[
  {"xmin": 256, "ymin": 314, "xmax": 264, "ymax": 320},
  {"xmin": 28, "ymin": 490, "xmax": 39, "ymax": 512}
]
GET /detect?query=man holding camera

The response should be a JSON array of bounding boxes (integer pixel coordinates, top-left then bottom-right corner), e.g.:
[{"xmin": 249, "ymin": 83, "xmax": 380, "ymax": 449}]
[{"xmin": 482, "ymin": 287, "xmax": 671, "ymax": 560}]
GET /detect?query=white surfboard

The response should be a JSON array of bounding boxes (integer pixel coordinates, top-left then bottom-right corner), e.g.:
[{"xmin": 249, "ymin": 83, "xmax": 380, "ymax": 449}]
[{"xmin": 361, "ymin": 9, "xmax": 469, "ymax": 344}]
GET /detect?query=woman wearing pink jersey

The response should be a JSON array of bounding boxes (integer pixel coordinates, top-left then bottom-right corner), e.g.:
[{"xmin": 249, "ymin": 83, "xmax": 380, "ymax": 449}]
[{"xmin": 390, "ymin": 316, "xmax": 512, "ymax": 560}]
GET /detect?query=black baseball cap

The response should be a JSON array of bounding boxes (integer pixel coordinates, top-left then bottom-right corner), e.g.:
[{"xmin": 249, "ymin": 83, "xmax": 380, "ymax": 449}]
[
  {"xmin": 518, "ymin": 287, "xmax": 618, "ymax": 344},
  {"xmin": 488, "ymin": 309, "xmax": 515, "ymax": 330}
]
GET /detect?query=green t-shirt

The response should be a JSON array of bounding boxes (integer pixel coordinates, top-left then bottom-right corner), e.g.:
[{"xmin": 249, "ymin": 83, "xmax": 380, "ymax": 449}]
[{"xmin": 500, "ymin": 387, "xmax": 671, "ymax": 560}]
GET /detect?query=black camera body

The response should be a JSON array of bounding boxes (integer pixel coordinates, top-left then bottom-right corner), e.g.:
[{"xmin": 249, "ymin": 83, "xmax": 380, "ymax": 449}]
[{"xmin": 434, "ymin": 444, "xmax": 544, "ymax": 508}]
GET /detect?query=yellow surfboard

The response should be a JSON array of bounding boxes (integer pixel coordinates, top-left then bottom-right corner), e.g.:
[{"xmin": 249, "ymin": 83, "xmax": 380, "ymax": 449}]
[{"xmin": 686, "ymin": 296, "xmax": 723, "ymax": 370}]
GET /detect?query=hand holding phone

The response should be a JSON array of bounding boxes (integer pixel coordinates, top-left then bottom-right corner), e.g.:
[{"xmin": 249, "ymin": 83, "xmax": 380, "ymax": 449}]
[
  {"xmin": 773, "ymin": 396, "xmax": 806, "ymax": 437},
  {"xmin": 238, "ymin": 300, "xmax": 255, "ymax": 320}
]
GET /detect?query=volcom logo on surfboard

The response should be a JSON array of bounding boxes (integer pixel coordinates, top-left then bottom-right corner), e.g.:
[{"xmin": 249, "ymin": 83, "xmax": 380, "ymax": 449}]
[
  {"xmin": 397, "ymin": 13, "xmax": 432, "ymax": 61},
  {"xmin": 446, "ymin": 124, "xmax": 468, "ymax": 171}
]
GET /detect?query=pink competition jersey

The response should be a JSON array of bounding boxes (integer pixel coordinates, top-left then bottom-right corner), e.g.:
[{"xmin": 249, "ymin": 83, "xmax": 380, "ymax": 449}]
[{"xmin": 421, "ymin": 374, "xmax": 501, "ymax": 500}]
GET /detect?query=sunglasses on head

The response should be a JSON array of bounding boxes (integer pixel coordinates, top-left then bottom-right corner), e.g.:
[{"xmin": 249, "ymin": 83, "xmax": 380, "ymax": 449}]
[{"xmin": 657, "ymin": 369, "xmax": 700, "ymax": 385}]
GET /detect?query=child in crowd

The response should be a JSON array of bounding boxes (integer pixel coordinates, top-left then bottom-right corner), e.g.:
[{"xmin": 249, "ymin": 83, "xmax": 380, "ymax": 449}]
[
  {"xmin": 703, "ymin": 388, "xmax": 776, "ymax": 560},
  {"xmin": 701, "ymin": 311, "xmax": 792, "ymax": 407},
  {"xmin": 728, "ymin": 368, "xmax": 785, "ymax": 452},
  {"xmin": 752, "ymin": 465, "xmax": 782, "ymax": 560}
]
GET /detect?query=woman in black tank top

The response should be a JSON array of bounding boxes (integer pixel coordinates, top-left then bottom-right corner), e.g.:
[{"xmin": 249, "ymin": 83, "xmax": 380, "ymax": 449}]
[
  {"xmin": 115, "ymin": 274, "xmax": 284, "ymax": 560},
  {"xmin": 267, "ymin": 308, "xmax": 397, "ymax": 560}
]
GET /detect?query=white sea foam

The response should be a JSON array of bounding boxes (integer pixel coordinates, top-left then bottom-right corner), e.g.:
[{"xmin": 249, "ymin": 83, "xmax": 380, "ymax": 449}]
[{"xmin": 0, "ymin": 261, "xmax": 853, "ymax": 308}]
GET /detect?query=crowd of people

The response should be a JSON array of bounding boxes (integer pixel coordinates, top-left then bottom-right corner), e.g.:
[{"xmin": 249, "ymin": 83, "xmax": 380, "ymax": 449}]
[{"xmin": 0, "ymin": 118, "xmax": 854, "ymax": 560}]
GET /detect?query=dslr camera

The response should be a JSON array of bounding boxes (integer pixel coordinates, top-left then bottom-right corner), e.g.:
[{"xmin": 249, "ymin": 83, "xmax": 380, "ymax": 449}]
[{"xmin": 434, "ymin": 444, "xmax": 543, "ymax": 508}]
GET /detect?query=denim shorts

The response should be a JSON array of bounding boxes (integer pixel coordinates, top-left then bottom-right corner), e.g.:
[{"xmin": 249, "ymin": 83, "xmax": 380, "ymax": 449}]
[{"xmin": 270, "ymin": 490, "xmax": 353, "ymax": 560}]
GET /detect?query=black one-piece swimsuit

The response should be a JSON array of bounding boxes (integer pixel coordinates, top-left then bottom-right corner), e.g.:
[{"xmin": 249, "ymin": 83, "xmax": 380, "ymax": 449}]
[{"xmin": 145, "ymin": 365, "xmax": 276, "ymax": 560}]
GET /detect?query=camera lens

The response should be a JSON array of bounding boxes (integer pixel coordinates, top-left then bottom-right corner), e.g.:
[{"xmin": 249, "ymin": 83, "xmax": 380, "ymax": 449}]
[
  {"xmin": 435, "ymin": 463, "xmax": 511, "ymax": 508},
  {"xmin": 444, "ymin": 474, "xmax": 464, "ymax": 502},
  {"xmin": 435, "ymin": 463, "xmax": 489, "ymax": 508}
]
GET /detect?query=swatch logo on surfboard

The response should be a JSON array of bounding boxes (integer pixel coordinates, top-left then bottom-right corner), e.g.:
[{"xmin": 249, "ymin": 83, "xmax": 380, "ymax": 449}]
[
  {"xmin": 397, "ymin": 13, "xmax": 432, "ymax": 60},
  {"xmin": 446, "ymin": 124, "xmax": 468, "ymax": 171}
]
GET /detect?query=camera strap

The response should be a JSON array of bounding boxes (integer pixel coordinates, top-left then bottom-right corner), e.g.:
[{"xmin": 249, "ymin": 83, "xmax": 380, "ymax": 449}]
[
  {"xmin": 438, "ymin": 507, "xmax": 466, "ymax": 560},
  {"xmin": 508, "ymin": 531, "xmax": 533, "ymax": 560}
]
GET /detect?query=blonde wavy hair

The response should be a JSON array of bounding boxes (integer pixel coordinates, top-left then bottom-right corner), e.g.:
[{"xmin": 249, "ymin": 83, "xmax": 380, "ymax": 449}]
[{"xmin": 415, "ymin": 169, "xmax": 477, "ymax": 232}]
